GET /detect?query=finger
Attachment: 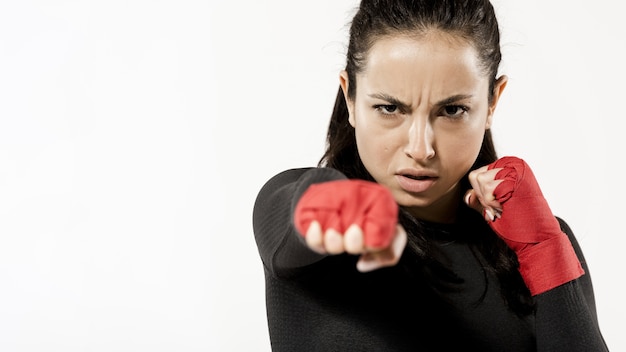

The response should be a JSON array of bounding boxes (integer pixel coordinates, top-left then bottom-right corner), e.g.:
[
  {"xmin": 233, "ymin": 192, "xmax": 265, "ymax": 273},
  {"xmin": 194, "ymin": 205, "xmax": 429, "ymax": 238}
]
[
  {"xmin": 356, "ymin": 225, "xmax": 407, "ymax": 272},
  {"xmin": 368, "ymin": 225, "xmax": 406, "ymax": 268},
  {"xmin": 476, "ymin": 169, "xmax": 504, "ymax": 204},
  {"xmin": 390, "ymin": 225, "xmax": 408, "ymax": 261},
  {"xmin": 464, "ymin": 188, "xmax": 502, "ymax": 222},
  {"xmin": 324, "ymin": 228, "xmax": 344, "ymax": 254},
  {"xmin": 356, "ymin": 252, "xmax": 383, "ymax": 273},
  {"xmin": 356, "ymin": 248, "xmax": 397, "ymax": 272},
  {"xmin": 469, "ymin": 169, "xmax": 501, "ymax": 202},
  {"xmin": 305, "ymin": 221, "xmax": 326, "ymax": 254},
  {"xmin": 467, "ymin": 165, "xmax": 489, "ymax": 187},
  {"xmin": 464, "ymin": 189, "xmax": 482, "ymax": 213},
  {"xmin": 467, "ymin": 167, "xmax": 505, "ymax": 219},
  {"xmin": 344, "ymin": 224, "xmax": 364, "ymax": 255}
]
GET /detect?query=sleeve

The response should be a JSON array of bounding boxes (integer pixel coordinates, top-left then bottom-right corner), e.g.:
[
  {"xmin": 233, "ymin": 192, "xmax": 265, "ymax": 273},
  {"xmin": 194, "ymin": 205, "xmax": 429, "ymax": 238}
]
[
  {"xmin": 252, "ymin": 167, "xmax": 348, "ymax": 277},
  {"xmin": 534, "ymin": 217, "xmax": 609, "ymax": 351}
]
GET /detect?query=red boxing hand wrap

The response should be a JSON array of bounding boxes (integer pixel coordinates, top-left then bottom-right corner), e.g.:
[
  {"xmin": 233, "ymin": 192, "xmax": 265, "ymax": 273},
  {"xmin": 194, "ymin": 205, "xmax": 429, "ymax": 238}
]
[
  {"xmin": 294, "ymin": 179, "xmax": 399, "ymax": 249},
  {"xmin": 487, "ymin": 156, "xmax": 584, "ymax": 295}
]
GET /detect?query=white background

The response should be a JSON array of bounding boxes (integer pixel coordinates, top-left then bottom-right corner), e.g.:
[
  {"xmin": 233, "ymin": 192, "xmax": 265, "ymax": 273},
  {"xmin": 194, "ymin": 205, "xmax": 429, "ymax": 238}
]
[{"xmin": 0, "ymin": 1, "xmax": 624, "ymax": 351}]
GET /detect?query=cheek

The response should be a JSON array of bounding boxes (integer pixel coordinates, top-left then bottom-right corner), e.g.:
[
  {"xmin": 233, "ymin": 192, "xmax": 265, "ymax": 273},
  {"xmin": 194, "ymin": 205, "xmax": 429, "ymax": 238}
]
[
  {"xmin": 353, "ymin": 114, "xmax": 401, "ymax": 170},
  {"xmin": 438, "ymin": 122, "xmax": 485, "ymax": 168},
  {"xmin": 354, "ymin": 123, "xmax": 385, "ymax": 163}
]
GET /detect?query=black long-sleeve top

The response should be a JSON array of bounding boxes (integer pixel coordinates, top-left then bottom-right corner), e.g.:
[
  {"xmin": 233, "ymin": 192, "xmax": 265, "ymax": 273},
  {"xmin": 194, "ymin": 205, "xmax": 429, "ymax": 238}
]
[{"xmin": 252, "ymin": 167, "xmax": 608, "ymax": 351}]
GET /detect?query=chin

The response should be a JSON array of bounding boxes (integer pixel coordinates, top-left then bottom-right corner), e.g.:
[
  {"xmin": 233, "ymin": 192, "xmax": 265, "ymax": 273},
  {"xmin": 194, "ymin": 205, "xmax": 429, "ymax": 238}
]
[{"xmin": 392, "ymin": 191, "xmax": 433, "ymax": 209}]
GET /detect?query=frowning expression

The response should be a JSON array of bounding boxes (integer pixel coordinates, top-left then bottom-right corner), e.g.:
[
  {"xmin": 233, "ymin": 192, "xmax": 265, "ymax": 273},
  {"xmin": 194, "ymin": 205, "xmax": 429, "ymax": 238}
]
[{"xmin": 341, "ymin": 32, "xmax": 506, "ymax": 223}]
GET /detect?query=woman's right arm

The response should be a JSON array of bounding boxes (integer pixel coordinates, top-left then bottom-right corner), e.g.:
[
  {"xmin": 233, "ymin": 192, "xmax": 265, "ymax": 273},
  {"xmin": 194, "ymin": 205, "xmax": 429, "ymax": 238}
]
[{"xmin": 252, "ymin": 167, "xmax": 347, "ymax": 276}]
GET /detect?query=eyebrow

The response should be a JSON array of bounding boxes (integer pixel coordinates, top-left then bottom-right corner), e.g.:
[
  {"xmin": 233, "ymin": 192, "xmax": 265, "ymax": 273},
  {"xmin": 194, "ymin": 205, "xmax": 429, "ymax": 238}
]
[
  {"xmin": 368, "ymin": 93, "xmax": 409, "ymax": 108},
  {"xmin": 368, "ymin": 93, "xmax": 474, "ymax": 107},
  {"xmin": 435, "ymin": 94, "xmax": 474, "ymax": 106}
]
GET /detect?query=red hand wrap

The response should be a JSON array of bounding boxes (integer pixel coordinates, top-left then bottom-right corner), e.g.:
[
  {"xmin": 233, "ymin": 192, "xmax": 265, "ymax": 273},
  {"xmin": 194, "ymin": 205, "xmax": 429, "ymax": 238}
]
[
  {"xmin": 294, "ymin": 180, "xmax": 399, "ymax": 249},
  {"xmin": 488, "ymin": 156, "xmax": 584, "ymax": 295}
]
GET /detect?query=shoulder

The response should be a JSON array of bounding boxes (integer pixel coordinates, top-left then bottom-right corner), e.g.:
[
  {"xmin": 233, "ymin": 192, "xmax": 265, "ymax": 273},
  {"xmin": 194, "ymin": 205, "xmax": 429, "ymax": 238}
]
[
  {"xmin": 254, "ymin": 167, "xmax": 348, "ymax": 218},
  {"xmin": 257, "ymin": 167, "xmax": 347, "ymax": 196}
]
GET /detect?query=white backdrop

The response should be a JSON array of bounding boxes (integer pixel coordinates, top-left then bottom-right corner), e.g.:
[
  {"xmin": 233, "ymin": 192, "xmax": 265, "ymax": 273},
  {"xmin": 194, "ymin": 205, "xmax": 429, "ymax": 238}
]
[{"xmin": 0, "ymin": 1, "xmax": 624, "ymax": 351}]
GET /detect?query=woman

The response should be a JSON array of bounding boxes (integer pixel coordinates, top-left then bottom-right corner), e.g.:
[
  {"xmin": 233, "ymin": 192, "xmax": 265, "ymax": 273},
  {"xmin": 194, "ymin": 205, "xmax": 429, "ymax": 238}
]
[{"xmin": 252, "ymin": 0, "xmax": 608, "ymax": 350}]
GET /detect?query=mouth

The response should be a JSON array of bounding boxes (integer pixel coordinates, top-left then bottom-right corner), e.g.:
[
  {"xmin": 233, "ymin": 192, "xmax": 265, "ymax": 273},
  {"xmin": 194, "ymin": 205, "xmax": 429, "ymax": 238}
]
[
  {"xmin": 403, "ymin": 174, "xmax": 433, "ymax": 180},
  {"xmin": 395, "ymin": 169, "xmax": 438, "ymax": 193}
]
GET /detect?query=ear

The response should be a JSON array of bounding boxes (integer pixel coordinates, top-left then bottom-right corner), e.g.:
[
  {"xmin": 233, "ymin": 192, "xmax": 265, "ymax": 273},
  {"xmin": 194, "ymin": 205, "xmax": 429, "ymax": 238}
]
[
  {"xmin": 339, "ymin": 71, "xmax": 356, "ymax": 127},
  {"xmin": 485, "ymin": 75, "xmax": 508, "ymax": 129}
]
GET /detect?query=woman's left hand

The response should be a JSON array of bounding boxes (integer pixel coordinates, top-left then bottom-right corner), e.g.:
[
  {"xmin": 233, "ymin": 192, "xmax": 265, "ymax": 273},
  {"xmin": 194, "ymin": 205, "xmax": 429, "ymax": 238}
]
[
  {"xmin": 464, "ymin": 165, "xmax": 504, "ymax": 222},
  {"xmin": 463, "ymin": 156, "xmax": 584, "ymax": 295}
]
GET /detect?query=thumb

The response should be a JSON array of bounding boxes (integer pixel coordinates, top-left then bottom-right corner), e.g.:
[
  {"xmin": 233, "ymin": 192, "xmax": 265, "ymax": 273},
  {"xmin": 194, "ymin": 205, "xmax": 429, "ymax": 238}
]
[
  {"xmin": 464, "ymin": 189, "xmax": 482, "ymax": 213},
  {"xmin": 464, "ymin": 189, "xmax": 498, "ymax": 222}
]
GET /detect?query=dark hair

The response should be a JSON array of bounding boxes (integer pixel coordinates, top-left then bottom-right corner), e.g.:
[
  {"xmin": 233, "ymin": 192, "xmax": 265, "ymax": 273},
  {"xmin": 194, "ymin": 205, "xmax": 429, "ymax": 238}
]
[{"xmin": 319, "ymin": 0, "xmax": 534, "ymax": 315}]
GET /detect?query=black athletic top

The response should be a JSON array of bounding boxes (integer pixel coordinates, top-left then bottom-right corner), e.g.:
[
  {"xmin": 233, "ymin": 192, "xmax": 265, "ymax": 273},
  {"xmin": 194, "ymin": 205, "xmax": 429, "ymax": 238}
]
[{"xmin": 252, "ymin": 167, "xmax": 608, "ymax": 351}]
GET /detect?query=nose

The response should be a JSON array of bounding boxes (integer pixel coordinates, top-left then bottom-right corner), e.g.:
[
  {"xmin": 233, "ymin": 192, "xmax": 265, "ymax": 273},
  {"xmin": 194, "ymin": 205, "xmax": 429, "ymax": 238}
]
[{"xmin": 404, "ymin": 115, "xmax": 435, "ymax": 161}]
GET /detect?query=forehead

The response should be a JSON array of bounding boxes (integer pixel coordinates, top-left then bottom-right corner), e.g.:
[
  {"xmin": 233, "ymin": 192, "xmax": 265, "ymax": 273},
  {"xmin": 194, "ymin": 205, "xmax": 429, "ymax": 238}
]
[
  {"xmin": 359, "ymin": 32, "xmax": 487, "ymax": 96},
  {"xmin": 365, "ymin": 31, "xmax": 481, "ymax": 73}
]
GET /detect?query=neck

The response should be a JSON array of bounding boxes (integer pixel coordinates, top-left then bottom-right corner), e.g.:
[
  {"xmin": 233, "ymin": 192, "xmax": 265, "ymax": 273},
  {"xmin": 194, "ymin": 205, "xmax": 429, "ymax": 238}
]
[{"xmin": 405, "ymin": 186, "xmax": 462, "ymax": 224}]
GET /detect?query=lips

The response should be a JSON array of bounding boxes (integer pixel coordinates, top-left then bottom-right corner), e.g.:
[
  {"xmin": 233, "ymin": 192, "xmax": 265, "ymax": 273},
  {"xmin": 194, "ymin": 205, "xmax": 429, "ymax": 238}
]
[
  {"xmin": 403, "ymin": 174, "xmax": 431, "ymax": 180},
  {"xmin": 395, "ymin": 169, "xmax": 438, "ymax": 193}
]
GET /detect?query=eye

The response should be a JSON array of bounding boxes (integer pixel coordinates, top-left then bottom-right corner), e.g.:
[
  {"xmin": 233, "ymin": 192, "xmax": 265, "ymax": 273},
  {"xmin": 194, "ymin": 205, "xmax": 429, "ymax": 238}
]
[
  {"xmin": 374, "ymin": 104, "xmax": 398, "ymax": 115},
  {"xmin": 441, "ymin": 105, "xmax": 468, "ymax": 119}
]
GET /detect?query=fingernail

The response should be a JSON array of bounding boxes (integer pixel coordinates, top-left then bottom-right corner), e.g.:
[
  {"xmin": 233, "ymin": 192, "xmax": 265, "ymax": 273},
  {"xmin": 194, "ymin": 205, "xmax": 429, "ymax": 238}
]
[
  {"xmin": 485, "ymin": 208, "xmax": 495, "ymax": 222},
  {"xmin": 464, "ymin": 191, "xmax": 472, "ymax": 205},
  {"xmin": 356, "ymin": 260, "xmax": 378, "ymax": 273}
]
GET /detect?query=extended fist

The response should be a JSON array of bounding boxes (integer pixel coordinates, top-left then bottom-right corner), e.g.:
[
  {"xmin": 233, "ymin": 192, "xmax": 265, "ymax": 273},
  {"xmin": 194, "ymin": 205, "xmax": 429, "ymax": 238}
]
[{"xmin": 294, "ymin": 179, "xmax": 406, "ymax": 272}]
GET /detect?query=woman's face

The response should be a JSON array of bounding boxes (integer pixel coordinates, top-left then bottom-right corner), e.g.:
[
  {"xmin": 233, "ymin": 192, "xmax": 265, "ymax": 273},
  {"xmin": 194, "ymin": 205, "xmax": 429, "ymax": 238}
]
[{"xmin": 341, "ymin": 32, "xmax": 507, "ymax": 223}]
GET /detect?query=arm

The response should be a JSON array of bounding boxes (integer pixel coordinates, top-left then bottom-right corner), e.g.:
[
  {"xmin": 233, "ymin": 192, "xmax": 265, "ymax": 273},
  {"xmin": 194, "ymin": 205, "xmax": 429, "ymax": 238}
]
[
  {"xmin": 466, "ymin": 157, "xmax": 608, "ymax": 351},
  {"xmin": 533, "ymin": 218, "xmax": 608, "ymax": 351},
  {"xmin": 252, "ymin": 167, "xmax": 347, "ymax": 277},
  {"xmin": 253, "ymin": 167, "xmax": 406, "ymax": 277}
]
